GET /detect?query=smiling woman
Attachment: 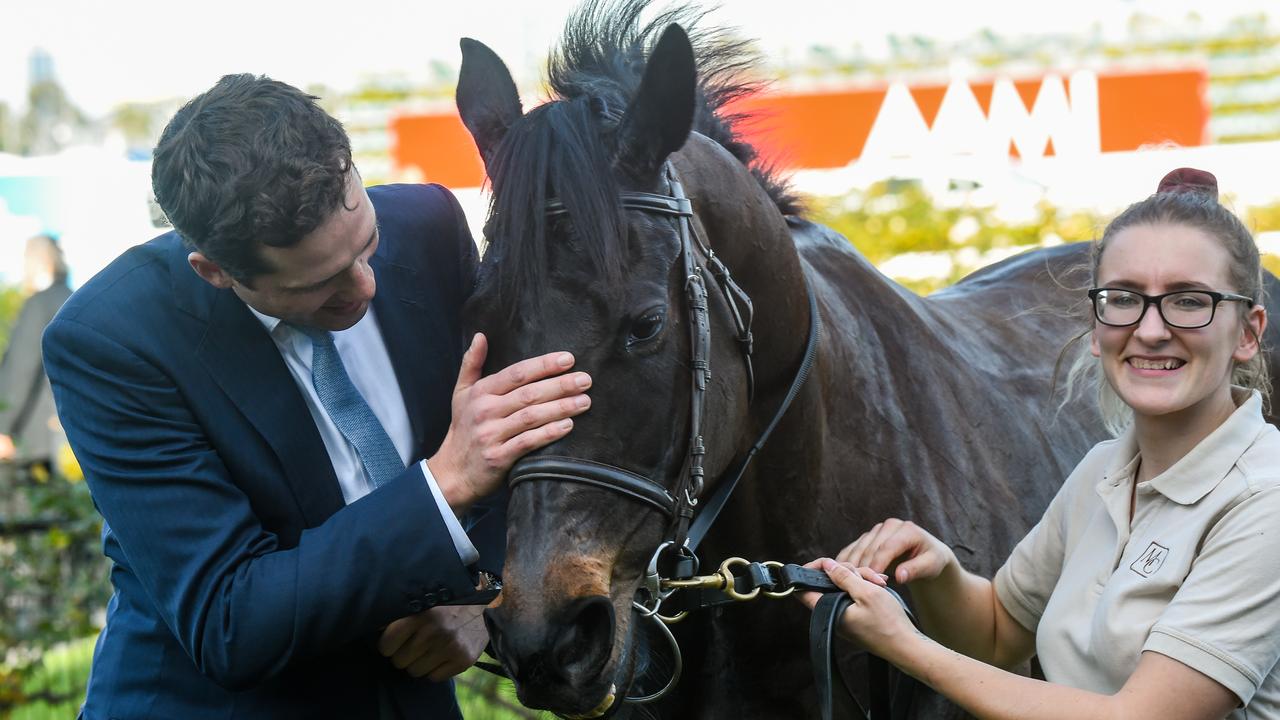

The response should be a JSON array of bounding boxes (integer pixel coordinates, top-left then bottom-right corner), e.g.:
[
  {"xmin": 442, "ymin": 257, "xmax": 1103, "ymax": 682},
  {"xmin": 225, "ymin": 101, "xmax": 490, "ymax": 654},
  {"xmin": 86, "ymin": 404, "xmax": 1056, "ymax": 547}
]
[
  {"xmin": 816, "ymin": 167, "xmax": 1280, "ymax": 720},
  {"xmin": 1072, "ymin": 168, "xmax": 1271, "ymax": 435}
]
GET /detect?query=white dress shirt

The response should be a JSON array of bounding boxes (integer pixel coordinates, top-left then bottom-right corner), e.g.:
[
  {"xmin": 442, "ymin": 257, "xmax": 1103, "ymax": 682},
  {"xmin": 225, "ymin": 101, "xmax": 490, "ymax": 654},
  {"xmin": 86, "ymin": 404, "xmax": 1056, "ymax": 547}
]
[{"xmin": 249, "ymin": 304, "xmax": 478, "ymax": 566}]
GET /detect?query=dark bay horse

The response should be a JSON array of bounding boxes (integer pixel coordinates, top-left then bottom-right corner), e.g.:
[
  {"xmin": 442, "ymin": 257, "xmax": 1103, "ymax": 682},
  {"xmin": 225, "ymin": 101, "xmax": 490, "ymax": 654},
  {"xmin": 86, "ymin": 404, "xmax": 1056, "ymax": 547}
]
[{"xmin": 455, "ymin": 3, "xmax": 1280, "ymax": 717}]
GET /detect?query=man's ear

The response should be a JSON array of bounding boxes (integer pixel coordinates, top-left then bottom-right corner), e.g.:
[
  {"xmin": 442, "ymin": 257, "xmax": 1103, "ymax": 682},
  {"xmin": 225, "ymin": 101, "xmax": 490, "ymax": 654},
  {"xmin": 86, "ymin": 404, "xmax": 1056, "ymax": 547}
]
[{"xmin": 188, "ymin": 251, "xmax": 234, "ymax": 289}]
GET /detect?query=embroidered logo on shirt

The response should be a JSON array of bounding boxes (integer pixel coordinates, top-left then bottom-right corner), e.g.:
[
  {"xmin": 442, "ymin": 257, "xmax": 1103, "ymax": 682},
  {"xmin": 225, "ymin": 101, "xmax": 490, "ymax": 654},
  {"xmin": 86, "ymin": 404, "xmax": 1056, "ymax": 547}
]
[{"xmin": 1130, "ymin": 542, "xmax": 1169, "ymax": 578}]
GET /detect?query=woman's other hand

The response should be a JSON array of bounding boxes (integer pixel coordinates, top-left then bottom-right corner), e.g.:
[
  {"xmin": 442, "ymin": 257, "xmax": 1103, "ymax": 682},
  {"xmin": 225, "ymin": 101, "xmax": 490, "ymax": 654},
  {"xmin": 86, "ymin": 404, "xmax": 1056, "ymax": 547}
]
[{"xmin": 836, "ymin": 518, "xmax": 956, "ymax": 585}]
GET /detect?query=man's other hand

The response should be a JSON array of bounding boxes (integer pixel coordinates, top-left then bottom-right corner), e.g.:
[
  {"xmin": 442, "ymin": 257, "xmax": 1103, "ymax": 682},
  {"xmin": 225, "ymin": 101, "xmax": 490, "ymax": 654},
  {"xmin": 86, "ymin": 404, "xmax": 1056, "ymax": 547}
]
[{"xmin": 377, "ymin": 605, "xmax": 488, "ymax": 681}]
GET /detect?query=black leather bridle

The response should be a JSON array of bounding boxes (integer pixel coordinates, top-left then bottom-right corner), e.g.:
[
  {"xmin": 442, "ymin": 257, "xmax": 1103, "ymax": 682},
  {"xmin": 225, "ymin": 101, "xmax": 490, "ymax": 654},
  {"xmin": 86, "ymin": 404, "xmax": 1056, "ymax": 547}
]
[
  {"xmin": 499, "ymin": 163, "xmax": 913, "ymax": 720},
  {"xmin": 509, "ymin": 163, "xmax": 760, "ymax": 554}
]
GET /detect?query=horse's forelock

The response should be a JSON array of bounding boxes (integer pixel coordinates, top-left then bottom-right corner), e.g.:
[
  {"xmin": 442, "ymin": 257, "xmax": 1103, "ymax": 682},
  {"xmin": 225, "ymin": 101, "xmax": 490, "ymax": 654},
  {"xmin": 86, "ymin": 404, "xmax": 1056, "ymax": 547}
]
[
  {"xmin": 480, "ymin": 0, "xmax": 802, "ymax": 317},
  {"xmin": 549, "ymin": 0, "xmax": 801, "ymax": 214},
  {"xmin": 486, "ymin": 97, "xmax": 626, "ymax": 316}
]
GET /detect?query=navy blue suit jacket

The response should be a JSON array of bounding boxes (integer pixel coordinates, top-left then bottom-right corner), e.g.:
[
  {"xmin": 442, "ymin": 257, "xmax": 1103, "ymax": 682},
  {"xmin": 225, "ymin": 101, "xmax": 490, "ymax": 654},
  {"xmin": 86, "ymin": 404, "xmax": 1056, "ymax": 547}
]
[{"xmin": 43, "ymin": 184, "xmax": 504, "ymax": 719}]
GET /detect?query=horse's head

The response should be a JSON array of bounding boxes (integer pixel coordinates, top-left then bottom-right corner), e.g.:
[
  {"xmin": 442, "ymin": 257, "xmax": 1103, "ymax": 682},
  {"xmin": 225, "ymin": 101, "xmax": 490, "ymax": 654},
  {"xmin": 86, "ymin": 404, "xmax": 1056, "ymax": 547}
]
[{"xmin": 457, "ymin": 11, "xmax": 784, "ymax": 715}]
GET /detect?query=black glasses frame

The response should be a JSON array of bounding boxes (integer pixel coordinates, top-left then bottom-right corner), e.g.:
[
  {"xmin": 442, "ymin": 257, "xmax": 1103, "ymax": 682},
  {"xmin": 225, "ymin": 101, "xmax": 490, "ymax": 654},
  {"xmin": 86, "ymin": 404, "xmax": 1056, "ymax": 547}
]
[{"xmin": 1087, "ymin": 288, "xmax": 1255, "ymax": 329}]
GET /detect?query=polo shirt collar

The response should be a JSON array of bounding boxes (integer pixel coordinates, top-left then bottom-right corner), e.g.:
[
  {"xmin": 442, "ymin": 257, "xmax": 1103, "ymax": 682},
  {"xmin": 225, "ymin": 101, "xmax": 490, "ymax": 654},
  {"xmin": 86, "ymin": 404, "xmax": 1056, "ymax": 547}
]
[
  {"xmin": 1145, "ymin": 389, "xmax": 1264, "ymax": 505},
  {"xmin": 1096, "ymin": 431, "xmax": 1139, "ymax": 518}
]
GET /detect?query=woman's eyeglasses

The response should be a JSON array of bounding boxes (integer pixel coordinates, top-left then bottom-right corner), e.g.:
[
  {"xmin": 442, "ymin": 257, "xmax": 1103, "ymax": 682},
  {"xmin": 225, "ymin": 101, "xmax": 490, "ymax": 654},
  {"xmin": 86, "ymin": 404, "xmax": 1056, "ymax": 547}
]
[{"xmin": 1088, "ymin": 288, "xmax": 1254, "ymax": 329}]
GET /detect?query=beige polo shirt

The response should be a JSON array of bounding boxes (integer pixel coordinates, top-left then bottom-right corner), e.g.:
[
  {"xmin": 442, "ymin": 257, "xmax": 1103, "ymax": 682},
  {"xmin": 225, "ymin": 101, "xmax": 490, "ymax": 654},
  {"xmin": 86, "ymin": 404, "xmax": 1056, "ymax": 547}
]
[{"xmin": 994, "ymin": 390, "xmax": 1280, "ymax": 717}]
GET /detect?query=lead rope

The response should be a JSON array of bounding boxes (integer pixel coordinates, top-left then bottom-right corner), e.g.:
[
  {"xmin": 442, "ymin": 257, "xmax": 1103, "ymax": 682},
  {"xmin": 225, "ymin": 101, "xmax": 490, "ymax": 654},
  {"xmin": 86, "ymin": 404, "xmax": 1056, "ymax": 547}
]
[{"xmin": 811, "ymin": 590, "xmax": 918, "ymax": 720}]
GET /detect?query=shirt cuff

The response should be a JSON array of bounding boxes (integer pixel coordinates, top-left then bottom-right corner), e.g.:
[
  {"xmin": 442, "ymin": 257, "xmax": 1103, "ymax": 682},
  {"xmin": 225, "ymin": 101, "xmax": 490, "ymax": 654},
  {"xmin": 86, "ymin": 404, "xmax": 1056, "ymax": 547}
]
[
  {"xmin": 420, "ymin": 460, "xmax": 480, "ymax": 567},
  {"xmin": 993, "ymin": 563, "xmax": 1041, "ymax": 634},
  {"xmin": 1145, "ymin": 627, "xmax": 1258, "ymax": 706}
]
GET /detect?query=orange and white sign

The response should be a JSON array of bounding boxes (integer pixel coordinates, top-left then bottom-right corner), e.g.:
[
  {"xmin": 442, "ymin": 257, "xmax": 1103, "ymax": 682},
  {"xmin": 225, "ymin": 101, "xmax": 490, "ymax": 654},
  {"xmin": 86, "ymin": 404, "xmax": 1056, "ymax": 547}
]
[{"xmin": 390, "ymin": 67, "xmax": 1208, "ymax": 188}]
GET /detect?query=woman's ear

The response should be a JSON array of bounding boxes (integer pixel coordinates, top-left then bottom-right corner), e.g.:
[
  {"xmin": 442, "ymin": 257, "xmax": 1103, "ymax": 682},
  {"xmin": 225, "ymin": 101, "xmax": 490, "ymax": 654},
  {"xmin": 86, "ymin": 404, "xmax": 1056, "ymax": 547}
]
[{"xmin": 1233, "ymin": 304, "xmax": 1268, "ymax": 364}]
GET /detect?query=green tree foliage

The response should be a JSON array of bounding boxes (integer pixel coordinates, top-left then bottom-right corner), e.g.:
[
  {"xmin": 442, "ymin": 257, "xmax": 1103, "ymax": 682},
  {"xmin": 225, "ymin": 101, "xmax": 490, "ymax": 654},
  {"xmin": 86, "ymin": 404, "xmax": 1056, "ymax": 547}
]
[
  {"xmin": 4, "ymin": 638, "xmax": 537, "ymax": 720},
  {"xmin": 1248, "ymin": 202, "xmax": 1280, "ymax": 235},
  {"xmin": 17, "ymin": 80, "xmax": 89, "ymax": 156},
  {"xmin": 808, "ymin": 180, "xmax": 1105, "ymax": 294},
  {"xmin": 0, "ymin": 102, "xmax": 14, "ymax": 154},
  {"xmin": 808, "ymin": 184, "xmax": 1280, "ymax": 296},
  {"xmin": 0, "ymin": 288, "xmax": 26, "ymax": 351},
  {"xmin": 110, "ymin": 103, "xmax": 160, "ymax": 152},
  {"xmin": 0, "ymin": 286, "xmax": 109, "ymax": 716}
]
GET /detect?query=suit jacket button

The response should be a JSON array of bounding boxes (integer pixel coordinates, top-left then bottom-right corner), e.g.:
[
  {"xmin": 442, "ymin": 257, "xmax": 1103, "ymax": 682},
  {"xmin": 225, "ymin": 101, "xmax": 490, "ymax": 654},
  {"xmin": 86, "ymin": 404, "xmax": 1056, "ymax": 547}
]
[{"xmin": 407, "ymin": 599, "xmax": 424, "ymax": 613}]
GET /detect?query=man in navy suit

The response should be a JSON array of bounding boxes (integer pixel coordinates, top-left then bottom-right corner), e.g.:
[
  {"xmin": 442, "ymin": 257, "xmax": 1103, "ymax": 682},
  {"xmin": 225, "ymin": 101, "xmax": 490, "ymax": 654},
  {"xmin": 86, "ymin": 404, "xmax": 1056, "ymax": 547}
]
[{"xmin": 42, "ymin": 74, "xmax": 590, "ymax": 719}]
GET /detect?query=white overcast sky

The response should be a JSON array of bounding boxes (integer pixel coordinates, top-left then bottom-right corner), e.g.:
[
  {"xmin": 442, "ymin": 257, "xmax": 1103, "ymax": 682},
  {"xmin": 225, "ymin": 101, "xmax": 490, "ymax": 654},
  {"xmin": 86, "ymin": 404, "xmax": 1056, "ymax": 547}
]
[{"xmin": 1, "ymin": 0, "xmax": 1273, "ymax": 117}]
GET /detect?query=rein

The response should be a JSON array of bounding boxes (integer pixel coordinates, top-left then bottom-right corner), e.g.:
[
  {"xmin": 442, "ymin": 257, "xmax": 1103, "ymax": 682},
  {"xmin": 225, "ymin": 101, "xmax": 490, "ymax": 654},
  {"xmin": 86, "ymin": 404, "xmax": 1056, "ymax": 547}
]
[{"xmin": 496, "ymin": 163, "xmax": 915, "ymax": 719}]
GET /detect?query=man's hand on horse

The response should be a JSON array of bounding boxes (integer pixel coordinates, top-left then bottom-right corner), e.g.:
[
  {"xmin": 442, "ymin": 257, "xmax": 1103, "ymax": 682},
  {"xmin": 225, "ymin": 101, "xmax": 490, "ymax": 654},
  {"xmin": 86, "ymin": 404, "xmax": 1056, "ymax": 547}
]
[
  {"xmin": 377, "ymin": 605, "xmax": 489, "ymax": 681},
  {"xmin": 429, "ymin": 332, "xmax": 592, "ymax": 512},
  {"xmin": 836, "ymin": 518, "xmax": 956, "ymax": 585}
]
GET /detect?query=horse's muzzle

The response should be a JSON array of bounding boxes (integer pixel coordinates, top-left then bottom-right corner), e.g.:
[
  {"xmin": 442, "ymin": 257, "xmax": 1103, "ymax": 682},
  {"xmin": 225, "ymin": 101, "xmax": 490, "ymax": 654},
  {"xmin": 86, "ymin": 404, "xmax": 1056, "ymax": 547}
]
[{"xmin": 483, "ymin": 594, "xmax": 619, "ymax": 713}]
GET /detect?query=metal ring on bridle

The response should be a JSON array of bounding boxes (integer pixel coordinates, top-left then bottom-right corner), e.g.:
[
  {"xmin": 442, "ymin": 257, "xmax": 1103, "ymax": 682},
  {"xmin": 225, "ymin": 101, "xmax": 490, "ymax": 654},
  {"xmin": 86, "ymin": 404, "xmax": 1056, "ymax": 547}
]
[
  {"xmin": 719, "ymin": 557, "xmax": 760, "ymax": 602},
  {"xmin": 625, "ymin": 601, "xmax": 684, "ymax": 704},
  {"xmin": 635, "ymin": 541, "xmax": 697, "ymax": 617},
  {"xmin": 762, "ymin": 561, "xmax": 795, "ymax": 598}
]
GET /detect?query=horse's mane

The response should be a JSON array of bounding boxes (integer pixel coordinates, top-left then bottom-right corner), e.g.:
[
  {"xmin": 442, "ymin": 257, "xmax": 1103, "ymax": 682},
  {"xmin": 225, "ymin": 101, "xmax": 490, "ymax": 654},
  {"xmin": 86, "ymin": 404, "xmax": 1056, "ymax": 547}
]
[{"xmin": 481, "ymin": 0, "xmax": 799, "ymax": 312}]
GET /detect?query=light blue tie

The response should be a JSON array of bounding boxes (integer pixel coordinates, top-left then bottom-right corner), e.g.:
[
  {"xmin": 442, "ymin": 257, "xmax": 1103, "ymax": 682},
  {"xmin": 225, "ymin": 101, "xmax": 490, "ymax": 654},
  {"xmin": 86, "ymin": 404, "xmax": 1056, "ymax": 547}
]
[{"xmin": 295, "ymin": 325, "xmax": 405, "ymax": 490}]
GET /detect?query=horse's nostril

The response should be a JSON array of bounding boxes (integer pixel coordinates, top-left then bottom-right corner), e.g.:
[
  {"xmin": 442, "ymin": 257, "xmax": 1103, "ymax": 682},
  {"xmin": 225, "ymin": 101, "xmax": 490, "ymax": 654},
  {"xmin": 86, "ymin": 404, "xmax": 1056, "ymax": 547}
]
[{"xmin": 552, "ymin": 595, "xmax": 615, "ymax": 681}]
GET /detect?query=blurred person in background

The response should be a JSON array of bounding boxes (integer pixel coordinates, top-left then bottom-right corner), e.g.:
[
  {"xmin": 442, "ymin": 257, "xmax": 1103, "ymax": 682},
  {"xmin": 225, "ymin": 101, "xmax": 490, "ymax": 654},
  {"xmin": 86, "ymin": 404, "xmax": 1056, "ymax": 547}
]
[
  {"xmin": 804, "ymin": 168, "xmax": 1279, "ymax": 720},
  {"xmin": 42, "ymin": 74, "xmax": 591, "ymax": 720},
  {"xmin": 0, "ymin": 232, "xmax": 71, "ymax": 474}
]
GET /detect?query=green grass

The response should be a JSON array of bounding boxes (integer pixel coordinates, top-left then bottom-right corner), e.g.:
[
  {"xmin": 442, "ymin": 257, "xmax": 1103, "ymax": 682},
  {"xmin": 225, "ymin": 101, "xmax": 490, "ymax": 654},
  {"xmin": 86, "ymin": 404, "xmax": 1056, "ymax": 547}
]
[
  {"xmin": 456, "ymin": 663, "xmax": 546, "ymax": 719},
  {"xmin": 2, "ymin": 637, "xmax": 539, "ymax": 720}
]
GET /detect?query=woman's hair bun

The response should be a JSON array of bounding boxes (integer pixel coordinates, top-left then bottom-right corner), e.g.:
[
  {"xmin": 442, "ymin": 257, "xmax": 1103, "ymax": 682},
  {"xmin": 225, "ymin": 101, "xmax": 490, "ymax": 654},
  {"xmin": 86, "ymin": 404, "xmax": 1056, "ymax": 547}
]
[{"xmin": 1156, "ymin": 167, "xmax": 1218, "ymax": 200}]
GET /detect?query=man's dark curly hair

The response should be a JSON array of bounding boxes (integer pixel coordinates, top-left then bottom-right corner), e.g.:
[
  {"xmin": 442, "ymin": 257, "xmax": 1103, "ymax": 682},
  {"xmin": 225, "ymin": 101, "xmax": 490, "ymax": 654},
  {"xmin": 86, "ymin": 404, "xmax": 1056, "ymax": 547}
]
[{"xmin": 151, "ymin": 73, "xmax": 353, "ymax": 285}]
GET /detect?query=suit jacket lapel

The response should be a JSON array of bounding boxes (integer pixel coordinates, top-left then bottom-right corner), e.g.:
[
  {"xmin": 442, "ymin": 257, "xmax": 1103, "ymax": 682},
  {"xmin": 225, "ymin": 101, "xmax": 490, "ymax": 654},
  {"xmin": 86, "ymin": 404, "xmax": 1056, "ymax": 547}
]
[
  {"xmin": 371, "ymin": 254, "xmax": 452, "ymax": 461},
  {"xmin": 196, "ymin": 289, "xmax": 346, "ymax": 526}
]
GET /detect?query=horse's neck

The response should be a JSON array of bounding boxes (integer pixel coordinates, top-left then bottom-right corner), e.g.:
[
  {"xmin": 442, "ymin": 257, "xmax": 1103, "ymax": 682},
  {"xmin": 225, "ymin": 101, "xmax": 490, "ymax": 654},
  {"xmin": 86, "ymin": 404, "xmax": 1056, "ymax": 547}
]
[
  {"xmin": 675, "ymin": 147, "xmax": 1020, "ymax": 557},
  {"xmin": 710, "ymin": 228, "xmax": 1012, "ymax": 561},
  {"xmin": 696, "ymin": 252, "xmax": 915, "ymax": 561},
  {"xmin": 788, "ymin": 218, "xmax": 962, "ymax": 419}
]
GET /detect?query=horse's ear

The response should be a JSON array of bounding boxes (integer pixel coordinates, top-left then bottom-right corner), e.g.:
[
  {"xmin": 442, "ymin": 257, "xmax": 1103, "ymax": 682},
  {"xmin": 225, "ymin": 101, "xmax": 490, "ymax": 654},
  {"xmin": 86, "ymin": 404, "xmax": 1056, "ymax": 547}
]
[
  {"xmin": 457, "ymin": 38, "xmax": 523, "ymax": 169},
  {"xmin": 615, "ymin": 23, "xmax": 696, "ymax": 178}
]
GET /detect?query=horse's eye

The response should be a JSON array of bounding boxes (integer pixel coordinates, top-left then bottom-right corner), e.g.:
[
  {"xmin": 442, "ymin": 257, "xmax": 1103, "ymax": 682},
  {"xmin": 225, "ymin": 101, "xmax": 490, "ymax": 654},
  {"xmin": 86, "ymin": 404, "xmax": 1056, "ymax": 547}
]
[{"xmin": 628, "ymin": 309, "xmax": 666, "ymax": 346}]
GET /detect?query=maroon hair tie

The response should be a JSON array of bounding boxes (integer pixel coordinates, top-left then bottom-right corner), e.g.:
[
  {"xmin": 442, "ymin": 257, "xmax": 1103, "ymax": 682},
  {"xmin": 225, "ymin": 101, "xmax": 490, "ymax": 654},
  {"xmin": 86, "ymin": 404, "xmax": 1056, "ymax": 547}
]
[{"xmin": 1156, "ymin": 167, "xmax": 1218, "ymax": 200}]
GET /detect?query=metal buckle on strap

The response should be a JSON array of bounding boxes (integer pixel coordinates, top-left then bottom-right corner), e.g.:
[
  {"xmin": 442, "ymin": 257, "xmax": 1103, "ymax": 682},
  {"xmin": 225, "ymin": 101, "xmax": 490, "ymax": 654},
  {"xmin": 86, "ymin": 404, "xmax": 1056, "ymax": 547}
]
[{"xmin": 636, "ymin": 541, "xmax": 698, "ymax": 617}]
